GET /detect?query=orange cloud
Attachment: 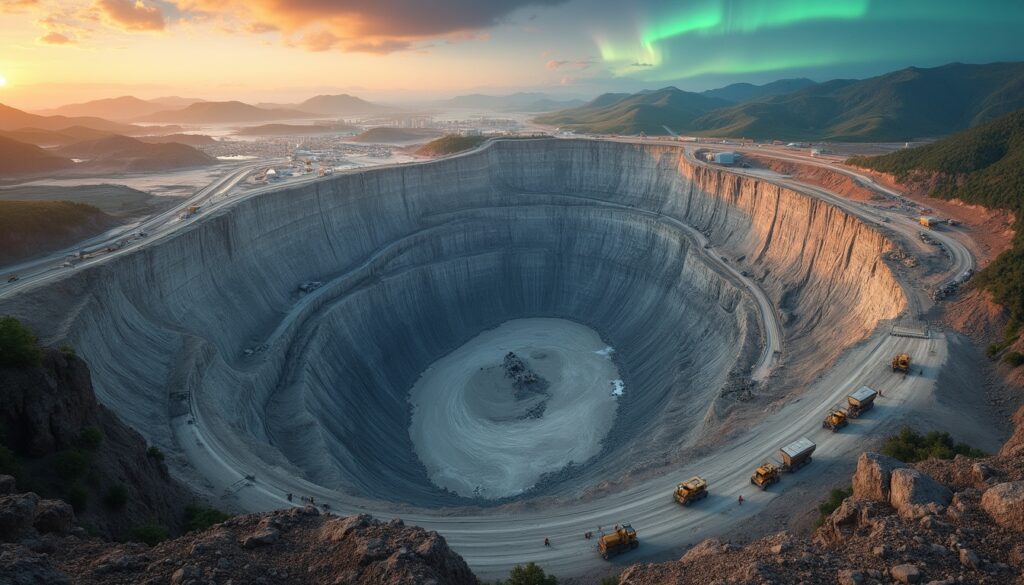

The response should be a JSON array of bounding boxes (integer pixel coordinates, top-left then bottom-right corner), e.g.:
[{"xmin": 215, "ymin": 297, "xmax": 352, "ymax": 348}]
[
  {"xmin": 95, "ymin": 0, "xmax": 165, "ymax": 31},
  {"xmin": 39, "ymin": 30, "xmax": 74, "ymax": 44},
  {"xmin": 1, "ymin": 0, "xmax": 39, "ymax": 13},
  {"xmin": 546, "ymin": 58, "xmax": 594, "ymax": 70},
  {"xmin": 176, "ymin": 0, "xmax": 565, "ymax": 53}
]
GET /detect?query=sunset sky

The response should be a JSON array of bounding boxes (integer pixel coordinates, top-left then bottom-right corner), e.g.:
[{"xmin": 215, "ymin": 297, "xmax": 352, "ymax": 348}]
[{"xmin": 1, "ymin": 0, "xmax": 1023, "ymax": 109}]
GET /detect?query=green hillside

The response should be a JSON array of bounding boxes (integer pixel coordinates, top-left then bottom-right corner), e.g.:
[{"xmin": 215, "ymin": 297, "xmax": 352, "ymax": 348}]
[
  {"xmin": 534, "ymin": 87, "xmax": 730, "ymax": 134},
  {"xmin": 416, "ymin": 135, "xmax": 488, "ymax": 156},
  {"xmin": 848, "ymin": 109, "xmax": 1024, "ymax": 331},
  {"xmin": 0, "ymin": 200, "xmax": 115, "ymax": 265},
  {"xmin": 537, "ymin": 62, "xmax": 1024, "ymax": 140}
]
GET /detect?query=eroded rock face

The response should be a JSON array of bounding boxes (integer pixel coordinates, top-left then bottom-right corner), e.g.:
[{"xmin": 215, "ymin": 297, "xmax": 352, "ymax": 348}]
[
  {"xmin": 980, "ymin": 481, "xmax": 1024, "ymax": 531},
  {"xmin": 889, "ymin": 468, "xmax": 952, "ymax": 519},
  {"xmin": 853, "ymin": 452, "xmax": 908, "ymax": 502}
]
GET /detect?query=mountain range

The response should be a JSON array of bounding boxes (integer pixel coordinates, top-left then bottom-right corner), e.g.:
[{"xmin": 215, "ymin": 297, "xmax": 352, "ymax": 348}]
[
  {"xmin": 537, "ymin": 62, "xmax": 1024, "ymax": 141},
  {"xmin": 436, "ymin": 92, "xmax": 586, "ymax": 112}
]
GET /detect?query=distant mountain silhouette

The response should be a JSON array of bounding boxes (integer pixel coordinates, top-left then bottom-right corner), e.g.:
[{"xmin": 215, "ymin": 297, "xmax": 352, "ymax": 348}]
[
  {"xmin": 440, "ymin": 93, "xmax": 585, "ymax": 112},
  {"xmin": 534, "ymin": 87, "xmax": 730, "ymax": 134},
  {"xmin": 0, "ymin": 135, "xmax": 74, "ymax": 176},
  {"xmin": 36, "ymin": 96, "xmax": 169, "ymax": 122},
  {"xmin": 56, "ymin": 135, "xmax": 216, "ymax": 172},
  {"xmin": 293, "ymin": 94, "xmax": 394, "ymax": 116},
  {"xmin": 700, "ymin": 78, "xmax": 817, "ymax": 102},
  {"xmin": 139, "ymin": 101, "xmax": 317, "ymax": 123},
  {"xmin": 0, "ymin": 103, "xmax": 136, "ymax": 133},
  {"xmin": 537, "ymin": 62, "xmax": 1024, "ymax": 141}
]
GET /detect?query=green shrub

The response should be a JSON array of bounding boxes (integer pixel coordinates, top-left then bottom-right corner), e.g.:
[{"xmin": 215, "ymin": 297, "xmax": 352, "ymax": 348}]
[
  {"xmin": 1003, "ymin": 351, "xmax": 1024, "ymax": 367},
  {"xmin": 0, "ymin": 316, "xmax": 41, "ymax": 367},
  {"xmin": 103, "ymin": 484, "xmax": 128, "ymax": 510},
  {"xmin": 59, "ymin": 344, "xmax": 76, "ymax": 356},
  {"xmin": 881, "ymin": 427, "xmax": 987, "ymax": 463},
  {"xmin": 816, "ymin": 486, "xmax": 853, "ymax": 526},
  {"xmin": 0, "ymin": 444, "xmax": 23, "ymax": 484},
  {"xmin": 496, "ymin": 562, "xmax": 558, "ymax": 585},
  {"xmin": 53, "ymin": 449, "xmax": 90, "ymax": 482},
  {"xmin": 130, "ymin": 521, "xmax": 169, "ymax": 546},
  {"xmin": 79, "ymin": 427, "xmax": 103, "ymax": 451},
  {"xmin": 184, "ymin": 504, "xmax": 231, "ymax": 532},
  {"xmin": 67, "ymin": 484, "xmax": 89, "ymax": 512},
  {"xmin": 146, "ymin": 446, "xmax": 165, "ymax": 462},
  {"xmin": 599, "ymin": 576, "xmax": 620, "ymax": 585}
]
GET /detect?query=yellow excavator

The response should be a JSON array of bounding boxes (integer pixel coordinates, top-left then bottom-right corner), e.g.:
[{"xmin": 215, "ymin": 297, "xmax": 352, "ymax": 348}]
[
  {"xmin": 597, "ymin": 523, "xmax": 638, "ymax": 560},
  {"xmin": 750, "ymin": 462, "xmax": 781, "ymax": 489},
  {"xmin": 891, "ymin": 353, "xmax": 911, "ymax": 373},
  {"xmin": 822, "ymin": 408, "xmax": 848, "ymax": 431},
  {"xmin": 673, "ymin": 476, "xmax": 708, "ymax": 506}
]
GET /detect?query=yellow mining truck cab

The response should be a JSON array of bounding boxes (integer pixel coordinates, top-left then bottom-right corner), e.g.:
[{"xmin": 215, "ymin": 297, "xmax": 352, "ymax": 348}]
[
  {"xmin": 598, "ymin": 523, "xmax": 638, "ymax": 559},
  {"xmin": 674, "ymin": 476, "xmax": 709, "ymax": 505},
  {"xmin": 891, "ymin": 353, "xmax": 911, "ymax": 373},
  {"xmin": 750, "ymin": 463, "xmax": 780, "ymax": 489},
  {"xmin": 822, "ymin": 408, "xmax": 848, "ymax": 431}
]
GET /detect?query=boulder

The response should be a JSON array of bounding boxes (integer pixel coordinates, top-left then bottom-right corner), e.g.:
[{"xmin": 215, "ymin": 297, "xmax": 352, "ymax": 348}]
[
  {"xmin": 853, "ymin": 452, "xmax": 907, "ymax": 501},
  {"xmin": 0, "ymin": 544, "xmax": 71, "ymax": 585},
  {"xmin": 240, "ymin": 526, "xmax": 280, "ymax": 548},
  {"xmin": 837, "ymin": 569, "xmax": 865, "ymax": 585},
  {"xmin": 971, "ymin": 462, "xmax": 996, "ymax": 486},
  {"xmin": 891, "ymin": 563, "xmax": 922, "ymax": 583},
  {"xmin": 889, "ymin": 468, "xmax": 951, "ymax": 519},
  {"xmin": 959, "ymin": 548, "xmax": 980, "ymax": 570},
  {"xmin": 816, "ymin": 499, "xmax": 880, "ymax": 546},
  {"xmin": 980, "ymin": 481, "xmax": 1024, "ymax": 531},
  {"xmin": 0, "ymin": 493, "xmax": 39, "ymax": 542},
  {"xmin": 32, "ymin": 499, "xmax": 74, "ymax": 535},
  {"xmin": 320, "ymin": 513, "xmax": 373, "ymax": 543}
]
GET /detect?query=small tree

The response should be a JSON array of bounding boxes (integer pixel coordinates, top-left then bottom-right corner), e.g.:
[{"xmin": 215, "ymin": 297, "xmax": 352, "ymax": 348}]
[
  {"xmin": 103, "ymin": 484, "xmax": 128, "ymax": 510},
  {"xmin": 184, "ymin": 504, "xmax": 231, "ymax": 532},
  {"xmin": 53, "ymin": 449, "xmax": 90, "ymax": 482},
  {"xmin": 130, "ymin": 521, "xmax": 169, "ymax": 546},
  {"xmin": 79, "ymin": 427, "xmax": 103, "ymax": 451},
  {"xmin": 496, "ymin": 562, "xmax": 558, "ymax": 585},
  {"xmin": 0, "ymin": 316, "xmax": 41, "ymax": 367},
  {"xmin": 146, "ymin": 446, "xmax": 165, "ymax": 462}
]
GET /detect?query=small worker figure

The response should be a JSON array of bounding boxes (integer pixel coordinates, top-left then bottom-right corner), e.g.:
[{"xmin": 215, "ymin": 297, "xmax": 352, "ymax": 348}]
[
  {"xmin": 738, "ymin": 494, "xmax": 744, "ymax": 505},
  {"xmin": 544, "ymin": 537, "xmax": 551, "ymax": 547},
  {"xmin": 286, "ymin": 492, "xmax": 293, "ymax": 502}
]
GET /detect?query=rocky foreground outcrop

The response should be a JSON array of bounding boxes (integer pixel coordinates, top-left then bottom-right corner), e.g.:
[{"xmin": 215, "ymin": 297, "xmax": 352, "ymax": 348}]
[
  {"xmin": 0, "ymin": 349, "xmax": 192, "ymax": 540},
  {"xmin": 618, "ymin": 446, "xmax": 1024, "ymax": 585},
  {"xmin": 0, "ymin": 475, "xmax": 477, "ymax": 585}
]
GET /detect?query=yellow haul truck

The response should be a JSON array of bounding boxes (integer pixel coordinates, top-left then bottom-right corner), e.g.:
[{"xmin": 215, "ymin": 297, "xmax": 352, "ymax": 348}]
[
  {"xmin": 891, "ymin": 353, "xmax": 911, "ymax": 373},
  {"xmin": 598, "ymin": 523, "xmax": 638, "ymax": 560},
  {"xmin": 751, "ymin": 437, "xmax": 816, "ymax": 489},
  {"xmin": 673, "ymin": 476, "xmax": 708, "ymax": 506}
]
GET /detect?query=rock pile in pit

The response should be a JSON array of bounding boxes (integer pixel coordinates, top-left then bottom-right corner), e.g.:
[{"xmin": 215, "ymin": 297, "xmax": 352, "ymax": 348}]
[{"xmin": 503, "ymin": 351, "xmax": 550, "ymax": 418}]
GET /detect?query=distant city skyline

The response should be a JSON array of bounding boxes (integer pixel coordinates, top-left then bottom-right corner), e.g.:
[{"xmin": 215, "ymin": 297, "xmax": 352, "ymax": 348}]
[{"xmin": 1, "ymin": 0, "xmax": 1022, "ymax": 109}]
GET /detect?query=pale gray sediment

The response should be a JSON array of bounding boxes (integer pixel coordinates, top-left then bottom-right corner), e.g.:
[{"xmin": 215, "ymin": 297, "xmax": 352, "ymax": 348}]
[{"xmin": 0, "ymin": 139, "xmax": 904, "ymax": 508}]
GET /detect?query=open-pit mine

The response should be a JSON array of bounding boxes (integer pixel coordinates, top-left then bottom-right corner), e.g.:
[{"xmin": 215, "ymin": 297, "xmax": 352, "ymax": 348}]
[{"xmin": 2, "ymin": 139, "xmax": 935, "ymax": 578}]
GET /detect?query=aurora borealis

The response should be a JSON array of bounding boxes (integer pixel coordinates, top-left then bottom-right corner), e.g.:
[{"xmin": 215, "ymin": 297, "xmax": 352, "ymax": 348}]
[
  {"xmin": 1, "ymin": 0, "xmax": 1022, "ymax": 106},
  {"xmin": 593, "ymin": 0, "xmax": 1024, "ymax": 80}
]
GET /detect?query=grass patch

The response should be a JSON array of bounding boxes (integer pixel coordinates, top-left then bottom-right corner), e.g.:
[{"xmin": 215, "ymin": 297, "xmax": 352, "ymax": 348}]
[
  {"xmin": 184, "ymin": 504, "xmax": 231, "ymax": 532},
  {"xmin": 130, "ymin": 521, "xmax": 169, "ymax": 546},
  {"xmin": 816, "ymin": 486, "xmax": 853, "ymax": 526},
  {"xmin": 0, "ymin": 316, "xmax": 42, "ymax": 367},
  {"xmin": 496, "ymin": 562, "xmax": 558, "ymax": 585},
  {"xmin": 416, "ymin": 134, "xmax": 488, "ymax": 156},
  {"xmin": 881, "ymin": 426, "xmax": 987, "ymax": 463}
]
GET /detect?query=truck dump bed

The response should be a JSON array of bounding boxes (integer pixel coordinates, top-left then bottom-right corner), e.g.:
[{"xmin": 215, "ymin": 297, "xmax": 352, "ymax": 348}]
[
  {"xmin": 780, "ymin": 437, "xmax": 816, "ymax": 468},
  {"xmin": 848, "ymin": 386, "xmax": 878, "ymax": 407}
]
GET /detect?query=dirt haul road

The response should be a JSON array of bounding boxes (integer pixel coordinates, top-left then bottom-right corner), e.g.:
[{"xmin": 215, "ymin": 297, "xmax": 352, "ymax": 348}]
[{"xmin": 1, "ymin": 138, "xmax": 982, "ymax": 581}]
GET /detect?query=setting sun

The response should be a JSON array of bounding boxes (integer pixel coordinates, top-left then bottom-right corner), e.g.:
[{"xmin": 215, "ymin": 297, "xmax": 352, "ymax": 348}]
[{"xmin": 0, "ymin": 75, "xmax": 7, "ymax": 87}]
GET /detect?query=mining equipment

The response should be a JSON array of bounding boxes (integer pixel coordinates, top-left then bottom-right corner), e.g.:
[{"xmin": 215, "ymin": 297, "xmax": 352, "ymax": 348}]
[
  {"xmin": 673, "ymin": 476, "xmax": 708, "ymax": 505},
  {"xmin": 598, "ymin": 523, "xmax": 638, "ymax": 560},
  {"xmin": 750, "ymin": 462, "xmax": 781, "ymax": 490},
  {"xmin": 891, "ymin": 353, "xmax": 911, "ymax": 373},
  {"xmin": 822, "ymin": 408, "xmax": 848, "ymax": 431},
  {"xmin": 846, "ymin": 386, "xmax": 878, "ymax": 418}
]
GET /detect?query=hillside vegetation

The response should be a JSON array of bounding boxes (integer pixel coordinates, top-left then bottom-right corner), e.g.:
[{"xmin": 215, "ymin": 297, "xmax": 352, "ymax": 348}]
[
  {"xmin": 848, "ymin": 109, "xmax": 1024, "ymax": 331},
  {"xmin": 415, "ymin": 134, "xmax": 488, "ymax": 156},
  {"xmin": 0, "ymin": 200, "xmax": 115, "ymax": 265},
  {"xmin": 537, "ymin": 62, "xmax": 1024, "ymax": 141},
  {"xmin": 351, "ymin": 127, "xmax": 443, "ymax": 143}
]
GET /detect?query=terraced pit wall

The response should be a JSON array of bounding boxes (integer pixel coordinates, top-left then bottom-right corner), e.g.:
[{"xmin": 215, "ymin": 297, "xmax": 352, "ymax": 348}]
[{"xmin": 0, "ymin": 139, "xmax": 905, "ymax": 506}]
